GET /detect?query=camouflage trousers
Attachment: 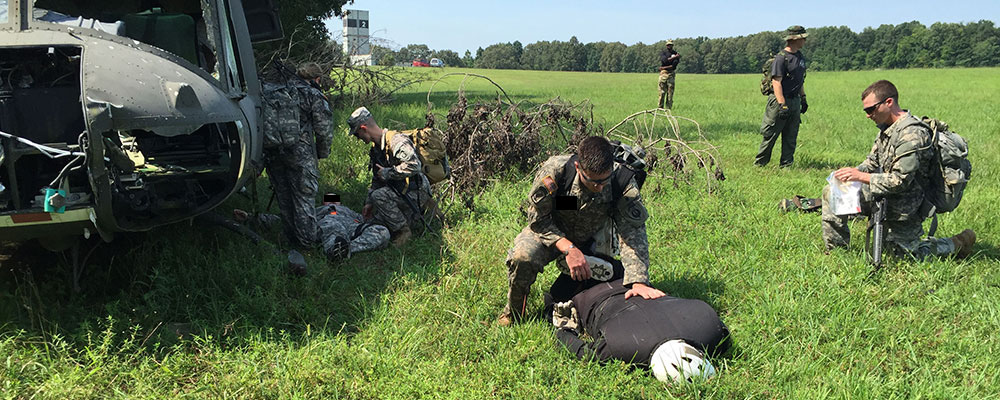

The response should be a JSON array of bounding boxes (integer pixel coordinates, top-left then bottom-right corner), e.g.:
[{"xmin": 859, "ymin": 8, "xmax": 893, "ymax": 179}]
[
  {"xmin": 657, "ymin": 71, "xmax": 676, "ymax": 109},
  {"xmin": 264, "ymin": 136, "xmax": 320, "ymax": 248},
  {"xmin": 504, "ymin": 227, "xmax": 576, "ymax": 318},
  {"xmin": 316, "ymin": 204, "xmax": 390, "ymax": 258},
  {"xmin": 368, "ymin": 185, "xmax": 429, "ymax": 233},
  {"xmin": 755, "ymin": 95, "xmax": 801, "ymax": 167},
  {"xmin": 821, "ymin": 185, "xmax": 956, "ymax": 260}
]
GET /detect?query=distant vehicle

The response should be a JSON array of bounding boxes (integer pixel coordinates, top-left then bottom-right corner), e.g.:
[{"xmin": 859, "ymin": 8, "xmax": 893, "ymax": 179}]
[
  {"xmin": 412, "ymin": 59, "xmax": 430, "ymax": 67},
  {"xmin": 0, "ymin": 0, "xmax": 283, "ymax": 250},
  {"xmin": 430, "ymin": 58, "xmax": 444, "ymax": 67}
]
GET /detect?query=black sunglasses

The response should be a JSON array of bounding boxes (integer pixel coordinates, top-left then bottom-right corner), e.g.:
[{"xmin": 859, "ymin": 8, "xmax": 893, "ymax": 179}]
[
  {"xmin": 578, "ymin": 168, "xmax": 612, "ymax": 186},
  {"xmin": 863, "ymin": 98, "xmax": 888, "ymax": 115}
]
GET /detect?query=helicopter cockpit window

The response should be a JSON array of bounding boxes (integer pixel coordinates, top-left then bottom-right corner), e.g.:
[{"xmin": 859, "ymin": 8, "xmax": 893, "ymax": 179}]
[
  {"xmin": 1, "ymin": 0, "xmax": 10, "ymax": 24},
  {"xmin": 31, "ymin": 0, "xmax": 222, "ymax": 80}
]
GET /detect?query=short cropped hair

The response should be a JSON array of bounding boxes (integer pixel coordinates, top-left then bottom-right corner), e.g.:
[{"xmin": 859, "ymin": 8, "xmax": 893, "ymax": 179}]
[
  {"xmin": 861, "ymin": 80, "xmax": 899, "ymax": 103},
  {"xmin": 577, "ymin": 136, "xmax": 614, "ymax": 174},
  {"xmin": 297, "ymin": 62, "xmax": 325, "ymax": 80}
]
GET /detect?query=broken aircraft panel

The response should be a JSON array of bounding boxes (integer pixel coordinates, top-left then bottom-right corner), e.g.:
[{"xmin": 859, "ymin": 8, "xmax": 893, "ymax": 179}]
[{"xmin": 0, "ymin": 0, "xmax": 280, "ymax": 248}]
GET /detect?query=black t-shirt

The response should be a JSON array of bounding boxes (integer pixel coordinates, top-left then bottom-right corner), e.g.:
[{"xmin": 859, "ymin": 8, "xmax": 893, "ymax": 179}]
[
  {"xmin": 659, "ymin": 48, "xmax": 680, "ymax": 71},
  {"xmin": 771, "ymin": 50, "xmax": 806, "ymax": 98}
]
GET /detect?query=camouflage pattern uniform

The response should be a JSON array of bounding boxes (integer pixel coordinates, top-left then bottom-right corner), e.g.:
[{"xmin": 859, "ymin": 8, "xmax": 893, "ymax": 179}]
[
  {"xmin": 250, "ymin": 204, "xmax": 390, "ymax": 259},
  {"xmin": 504, "ymin": 155, "xmax": 651, "ymax": 320},
  {"xmin": 315, "ymin": 204, "xmax": 390, "ymax": 257},
  {"xmin": 367, "ymin": 131, "xmax": 431, "ymax": 234},
  {"xmin": 263, "ymin": 78, "xmax": 333, "ymax": 248},
  {"xmin": 821, "ymin": 113, "xmax": 956, "ymax": 259},
  {"xmin": 657, "ymin": 46, "xmax": 680, "ymax": 109}
]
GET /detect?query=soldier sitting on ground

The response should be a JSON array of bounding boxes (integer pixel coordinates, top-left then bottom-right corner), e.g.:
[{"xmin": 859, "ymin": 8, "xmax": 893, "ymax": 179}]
[
  {"xmin": 346, "ymin": 107, "xmax": 432, "ymax": 246},
  {"xmin": 822, "ymin": 79, "xmax": 975, "ymax": 259}
]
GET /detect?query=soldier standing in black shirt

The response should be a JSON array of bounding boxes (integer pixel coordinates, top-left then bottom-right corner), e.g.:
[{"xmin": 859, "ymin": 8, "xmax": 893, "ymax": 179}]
[
  {"xmin": 657, "ymin": 40, "xmax": 681, "ymax": 109},
  {"xmin": 755, "ymin": 25, "xmax": 808, "ymax": 168}
]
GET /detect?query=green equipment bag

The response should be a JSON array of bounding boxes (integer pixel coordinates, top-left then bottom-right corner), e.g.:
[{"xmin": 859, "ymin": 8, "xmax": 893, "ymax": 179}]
[
  {"xmin": 386, "ymin": 128, "xmax": 451, "ymax": 185},
  {"xmin": 261, "ymin": 82, "xmax": 301, "ymax": 149},
  {"xmin": 921, "ymin": 117, "xmax": 971, "ymax": 213},
  {"xmin": 760, "ymin": 51, "xmax": 789, "ymax": 96}
]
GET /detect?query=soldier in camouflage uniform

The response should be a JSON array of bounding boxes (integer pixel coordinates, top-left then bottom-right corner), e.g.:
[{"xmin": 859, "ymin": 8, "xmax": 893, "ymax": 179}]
[
  {"xmin": 499, "ymin": 136, "xmax": 665, "ymax": 327},
  {"xmin": 237, "ymin": 203, "xmax": 390, "ymax": 260},
  {"xmin": 755, "ymin": 26, "xmax": 809, "ymax": 168},
  {"xmin": 821, "ymin": 80, "xmax": 975, "ymax": 259},
  {"xmin": 347, "ymin": 107, "xmax": 431, "ymax": 246},
  {"xmin": 262, "ymin": 62, "xmax": 334, "ymax": 249},
  {"xmin": 657, "ymin": 40, "xmax": 680, "ymax": 110}
]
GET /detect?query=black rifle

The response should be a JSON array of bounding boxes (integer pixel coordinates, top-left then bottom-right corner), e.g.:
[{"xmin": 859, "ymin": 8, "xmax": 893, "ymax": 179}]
[
  {"xmin": 867, "ymin": 197, "xmax": 887, "ymax": 270},
  {"xmin": 386, "ymin": 182, "xmax": 433, "ymax": 234}
]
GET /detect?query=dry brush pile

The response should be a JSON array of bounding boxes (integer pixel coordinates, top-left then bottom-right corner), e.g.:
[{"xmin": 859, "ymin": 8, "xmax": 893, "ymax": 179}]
[{"xmin": 419, "ymin": 74, "xmax": 725, "ymax": 216}]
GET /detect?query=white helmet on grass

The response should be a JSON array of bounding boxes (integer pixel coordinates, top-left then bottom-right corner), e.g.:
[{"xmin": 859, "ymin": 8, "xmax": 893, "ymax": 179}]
[{"xmin": 650, "ymin": 339, "xmax": 716, "ymax": 384}]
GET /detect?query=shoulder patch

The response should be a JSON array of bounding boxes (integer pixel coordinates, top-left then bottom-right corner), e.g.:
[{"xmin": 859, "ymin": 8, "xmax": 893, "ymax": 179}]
[{"xmin": 542, "ymin": 175, "xmax": 558, "ymax": 195}]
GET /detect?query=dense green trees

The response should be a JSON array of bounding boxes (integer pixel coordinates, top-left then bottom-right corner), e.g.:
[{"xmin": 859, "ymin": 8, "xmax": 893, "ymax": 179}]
[{"xmin": 368, "ymin": 20, "xmax": 999, "ymax": 72}]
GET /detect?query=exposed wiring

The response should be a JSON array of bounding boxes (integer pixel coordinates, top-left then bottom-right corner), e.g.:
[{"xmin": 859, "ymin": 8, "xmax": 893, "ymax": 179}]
[{"xmin": 0, "ymin": 129, "xmax": 87, "ymax": 158}]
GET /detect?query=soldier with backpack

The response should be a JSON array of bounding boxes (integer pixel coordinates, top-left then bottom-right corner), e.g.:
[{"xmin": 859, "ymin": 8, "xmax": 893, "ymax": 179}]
[
  {"xmin": 755, "ymin": 25, "xmax": 809, "ymax": 168},
  {"xmin": 347, "ymin": 107, "xmax": 433, "ymax": 246},
  {"xmin": 260, "ymin": 61, "xmax": 334, "ymax": 251},
  {"xmin": 821, "ymin": 80, "xmax": 975, "ymax": 260},
  {"xmin": 498, "ymin": 136, "xmax": 664, "ymax": 327}
]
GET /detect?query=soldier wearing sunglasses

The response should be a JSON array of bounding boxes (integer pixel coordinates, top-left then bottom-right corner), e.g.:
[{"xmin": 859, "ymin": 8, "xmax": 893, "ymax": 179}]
[
  {"xmin": 821, "ymin": 80, "xmax": 975, "ymax": 260},
  {"xmin": 498, "ymin": 136, "xmax": 665, "ymax": 327}
]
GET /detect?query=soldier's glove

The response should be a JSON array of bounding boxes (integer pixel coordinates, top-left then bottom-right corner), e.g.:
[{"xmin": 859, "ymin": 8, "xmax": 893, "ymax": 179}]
[
  {"xmin": 317, "ymin": 147, "xmax": 331, "ymax": 160},
  {"xmin": 800, "ymin": 96, "xmax": 808, "ymax": 114},
  {"xmin": 777, "ymin": 104, "xmax": 790, "ymax": 120}
]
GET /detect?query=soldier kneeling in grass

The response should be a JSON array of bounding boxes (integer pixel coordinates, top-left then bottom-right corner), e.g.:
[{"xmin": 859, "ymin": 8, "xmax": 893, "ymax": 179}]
[{"xmin": 822, "ymin": 79, "xmax": 975, "ymax": 261}]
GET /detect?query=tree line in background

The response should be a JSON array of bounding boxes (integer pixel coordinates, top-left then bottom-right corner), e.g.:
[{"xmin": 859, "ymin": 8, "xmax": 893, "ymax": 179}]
[{"xmin": 372, "ymin": 20, "xmax": 1000, "ymax": 73}]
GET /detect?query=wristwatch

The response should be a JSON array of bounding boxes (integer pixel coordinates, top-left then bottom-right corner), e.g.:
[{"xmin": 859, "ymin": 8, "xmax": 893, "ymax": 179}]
[{"xmin": 562, "ymin": 243, "xmax": 575, "ymax": 255}]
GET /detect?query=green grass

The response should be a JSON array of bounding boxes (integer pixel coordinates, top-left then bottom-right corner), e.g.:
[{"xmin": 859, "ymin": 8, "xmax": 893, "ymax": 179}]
[{"xmin": 2, "ymin": 67, "xmax": 1000, "ymax": 399}]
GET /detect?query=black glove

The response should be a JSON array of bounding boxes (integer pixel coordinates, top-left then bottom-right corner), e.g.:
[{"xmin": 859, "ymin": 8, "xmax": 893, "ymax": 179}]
[
  {"xmin": 800, "ymin": 97, "xmax": 808, "ymax": 114},
  {"xmin": 777, "ymin": 104, "xmax": 790, "ymax": 120}
]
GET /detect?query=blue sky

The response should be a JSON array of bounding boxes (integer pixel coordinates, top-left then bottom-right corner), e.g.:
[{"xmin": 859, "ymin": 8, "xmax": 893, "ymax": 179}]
[{"xmin": 326, "ymin": 1, "xmax": 998, "ymax": 54}]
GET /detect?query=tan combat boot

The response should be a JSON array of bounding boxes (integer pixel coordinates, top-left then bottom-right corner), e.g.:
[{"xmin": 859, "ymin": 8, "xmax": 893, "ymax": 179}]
[
  {"xmin": 497, "ymin": 289, "xmax": 528, "ymax": 327},
  {"xmin": 391, "ymin": 226, "xmax": 412, "ymax": 247},
  {"xmin": 951, "ymin": 229, "xmax": 976, "ymax": 258}
]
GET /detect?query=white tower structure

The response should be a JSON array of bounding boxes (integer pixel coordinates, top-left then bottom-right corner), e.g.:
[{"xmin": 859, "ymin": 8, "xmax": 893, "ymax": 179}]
[{"xmin": 342, "ymin": 10, "xmax": 372, "ymax": 66}]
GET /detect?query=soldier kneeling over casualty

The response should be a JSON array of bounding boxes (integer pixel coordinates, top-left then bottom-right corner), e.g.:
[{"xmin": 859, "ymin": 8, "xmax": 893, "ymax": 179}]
[
  {"xmin": 499, "ymin": 136, "xmax": 664, "ymax": 327},
  {"xmin": 234, "ymin": 196, "xmax": 390, "ymax": 261},
  {"xmin": 347, "ymin": 107, "xmax": 432, "ymax": 247},
  {"xmin": 822, "ymin": 80, "xmax": 975, "ymax": 260},
  {"xmin": 545, "ymin": 259, "xmax": 730, "ymax": 384}
]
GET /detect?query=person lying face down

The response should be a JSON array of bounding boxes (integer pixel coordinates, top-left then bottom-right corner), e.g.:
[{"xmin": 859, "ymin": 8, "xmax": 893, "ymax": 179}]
[{"xmin": 545, "ymin": 257, "xmax": 730, "ymax": 384}]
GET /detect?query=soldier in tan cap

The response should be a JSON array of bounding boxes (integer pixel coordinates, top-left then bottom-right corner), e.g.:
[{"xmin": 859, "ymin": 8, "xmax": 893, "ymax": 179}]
[
  {"xmin": 755, "ymin": 25, "xmax": 809, "ymax": 168},
  {"xmin": 346, "ymin": 107, "xmax": 431, "ymax": 246},
  {"xmin": 657, "ymin": 40, "xmax": 681, "ymax": 109}
]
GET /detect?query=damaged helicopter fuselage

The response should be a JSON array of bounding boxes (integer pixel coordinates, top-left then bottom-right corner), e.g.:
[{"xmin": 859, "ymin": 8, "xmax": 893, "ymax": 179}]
[{"xmin": 0, "ymin": 0, "xmax": 278, "ymax": 249}]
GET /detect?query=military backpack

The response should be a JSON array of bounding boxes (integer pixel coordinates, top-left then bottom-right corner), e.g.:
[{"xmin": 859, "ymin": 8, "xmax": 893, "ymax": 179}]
[
  {"xmin": 920, "ymin": 117, "xmax": 971, "ymax": 213},
  {"xmin": 760, "ymin": 51, "xmax": 790, "ymax": 96},
  {"xmin": 261, "ymin": 81, "xmax": 301, "ymax": 149},
  {"xmin": 383, "ymin": 128, "xmax": 451, "ymax": 185}
]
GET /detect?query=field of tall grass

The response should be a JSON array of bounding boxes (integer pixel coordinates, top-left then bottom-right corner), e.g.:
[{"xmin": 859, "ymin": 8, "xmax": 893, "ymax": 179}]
[{"xmin": 2, "ymin": 67, "xmax": 999, "ymax": 399}]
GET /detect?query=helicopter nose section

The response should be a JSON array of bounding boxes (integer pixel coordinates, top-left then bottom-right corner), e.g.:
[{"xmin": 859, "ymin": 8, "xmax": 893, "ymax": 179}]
[{"xmin": 164, "ymin": 82, "xmax": 202, "ymax": 110}]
